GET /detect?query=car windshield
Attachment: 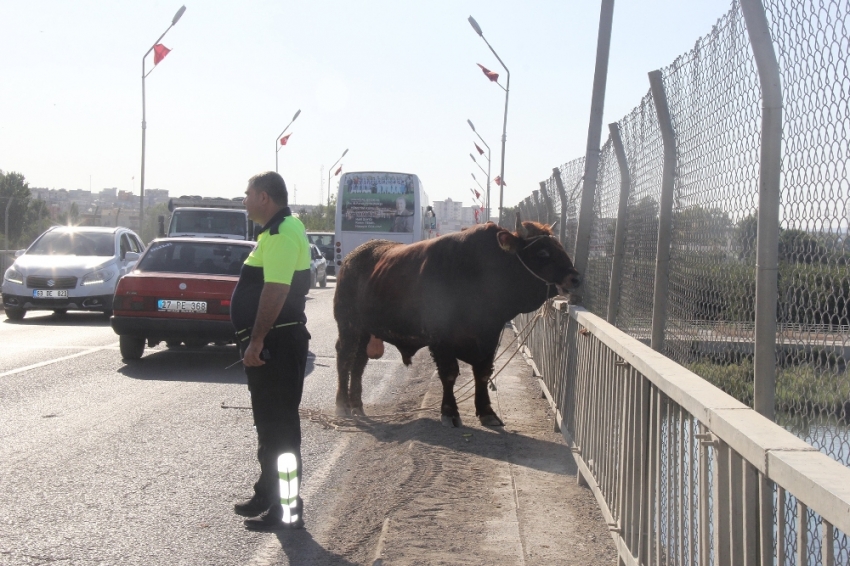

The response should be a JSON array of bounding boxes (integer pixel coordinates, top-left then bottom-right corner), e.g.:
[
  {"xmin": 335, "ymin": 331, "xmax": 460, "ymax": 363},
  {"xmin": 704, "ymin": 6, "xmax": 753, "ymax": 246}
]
[
  {"xmin": 27, "ymin": 231, "xmax": 115, "ymax": 256},
  {"xmin": 136, "ymin": 241, "xmax": 252, "ymax": 276},
  {"xmin": 172, "ymin": 210, "xmax": 246, "ymax": 237},
  {"xmin": 308, "ymin": 234, "xmax": 333, "ymax": 247}
]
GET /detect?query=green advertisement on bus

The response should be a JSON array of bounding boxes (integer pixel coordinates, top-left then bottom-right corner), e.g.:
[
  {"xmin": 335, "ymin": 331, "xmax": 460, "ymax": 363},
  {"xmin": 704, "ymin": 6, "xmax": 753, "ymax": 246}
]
[{"xmin": 340, "ymin": 173, "xmax": 416, "ymax": 232}]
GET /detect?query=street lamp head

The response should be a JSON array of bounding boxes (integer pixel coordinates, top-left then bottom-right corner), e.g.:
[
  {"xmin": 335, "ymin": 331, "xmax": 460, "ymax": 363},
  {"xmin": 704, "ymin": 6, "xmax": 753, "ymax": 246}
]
[
  {"xmin": 292, "ymin": 109, "xmax": 301, "ymax": 121},
  {"xmin": 172, "ymin": 5, "xmax": 187, "ymax": 25},
  {"xmin": 471, "ymin": 173, "xmax": 477, "ymax": 181},
  {"xmin": 467, "ymin": 119, "xmax": 476, "ymax": 132},
  {"xmin": 469, "ymin": 153, "xmax": 476, "ymax": 163},
  {"xmin": 341, "ymin": 148, "xmax": 349, "ymax": 157},
  {"xmin": 468, "ymin": 16, "xmax": 483, "ymax": 37}
]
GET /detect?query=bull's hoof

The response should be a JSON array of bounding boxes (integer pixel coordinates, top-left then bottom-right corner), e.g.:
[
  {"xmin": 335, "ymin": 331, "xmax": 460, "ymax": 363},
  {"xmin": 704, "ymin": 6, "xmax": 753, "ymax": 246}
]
[
  {"xmin": 351, "ymin": 406, "xmax": 365, "ymax": 417},
  {"xmin": 441, "ymin": 414, "xmax": 463, "ymax": 428},
  {"xmin": 335, "ymin": 405, "xmax": 351, "ymax": 417},
  {"xmin": 479, "ymin": 414, "xmax": 504, "ymax": 427}
]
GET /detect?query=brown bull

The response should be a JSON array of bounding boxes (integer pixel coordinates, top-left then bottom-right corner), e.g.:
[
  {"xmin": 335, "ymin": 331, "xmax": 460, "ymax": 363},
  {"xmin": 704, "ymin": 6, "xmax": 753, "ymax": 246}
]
[{"xmin": 333, "ymin": 213, "xmax": 580, "ymax": 427}]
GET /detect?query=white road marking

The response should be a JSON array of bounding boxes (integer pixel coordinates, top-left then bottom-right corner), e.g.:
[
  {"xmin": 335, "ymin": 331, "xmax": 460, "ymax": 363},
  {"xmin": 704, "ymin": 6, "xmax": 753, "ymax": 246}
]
[{"xmin": 0, "ymin": 344, "xmax": 118, "ymax": 379}]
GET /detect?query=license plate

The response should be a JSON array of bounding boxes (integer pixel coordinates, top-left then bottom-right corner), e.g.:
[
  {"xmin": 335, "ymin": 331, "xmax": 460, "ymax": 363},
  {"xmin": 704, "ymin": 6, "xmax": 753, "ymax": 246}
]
[
  {"xmin": 32, "ymin": 290, "xmax": 68, "ymax": 298},
  {"xmin": 157, "ymin": 299, "xmax": 207, "ymax": 313}
]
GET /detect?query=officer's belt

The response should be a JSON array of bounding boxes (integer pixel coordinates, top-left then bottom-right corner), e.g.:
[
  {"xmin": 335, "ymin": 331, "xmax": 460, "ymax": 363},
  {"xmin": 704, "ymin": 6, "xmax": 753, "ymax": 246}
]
[{"xmin": 235, "ymin": 322, "xmax": 303, "ymax": 342}]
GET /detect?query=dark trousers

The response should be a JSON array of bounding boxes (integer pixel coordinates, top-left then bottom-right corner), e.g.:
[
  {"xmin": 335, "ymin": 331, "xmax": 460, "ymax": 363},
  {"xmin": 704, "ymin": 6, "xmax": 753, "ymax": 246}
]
[{"xmin": 241, "ymin": 324, "xmax": 310, "ymax": 504}]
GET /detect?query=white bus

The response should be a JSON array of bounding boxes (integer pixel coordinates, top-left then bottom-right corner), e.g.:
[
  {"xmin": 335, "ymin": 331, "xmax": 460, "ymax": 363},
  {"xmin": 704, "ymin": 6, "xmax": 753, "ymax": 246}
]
[{"xmin": 332, "ymin": 171, "xmax": 433, "ymax": 272}]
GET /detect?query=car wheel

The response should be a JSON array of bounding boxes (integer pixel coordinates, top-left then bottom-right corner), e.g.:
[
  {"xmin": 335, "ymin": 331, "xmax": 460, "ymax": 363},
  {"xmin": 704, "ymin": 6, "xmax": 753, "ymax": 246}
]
[
  {"xmin": 5, "ymin": 307, "xmax": 25, "ymax": 321},
  {"xmin": 319, "ymin": 273, "xmax": 327, "ymax": 288},
  {"xmin": 119, "ymin": 335, "xmax": 145, "ymax": 360},
  {"xmin": 53, "ymin": 309, "xmax": 68, "ymax": 317},
  {"xmin": 311, "ymin": 272, "xmax": 317, "ymax": 288},
  {"xmin": 184, "ymin": 339, "xmax": 208, "ymax": 349}
]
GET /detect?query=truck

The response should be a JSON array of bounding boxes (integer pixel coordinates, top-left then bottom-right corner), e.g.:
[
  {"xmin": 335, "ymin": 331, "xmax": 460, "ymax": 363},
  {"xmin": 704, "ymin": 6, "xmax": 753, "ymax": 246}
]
[{"xmin": 158, "ymin": 197, "xmax": 259, "ymax": 240}]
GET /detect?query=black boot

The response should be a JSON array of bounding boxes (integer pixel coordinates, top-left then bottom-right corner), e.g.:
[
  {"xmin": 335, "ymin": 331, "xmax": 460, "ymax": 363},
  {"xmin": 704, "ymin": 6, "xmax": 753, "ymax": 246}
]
[
  {"xmin": 233, "ymin": 494, "xmax": 275, "ymax": 518},
  {"xmin": 243, "ymin": 499, "xmax": 304, "ymax": 531}
]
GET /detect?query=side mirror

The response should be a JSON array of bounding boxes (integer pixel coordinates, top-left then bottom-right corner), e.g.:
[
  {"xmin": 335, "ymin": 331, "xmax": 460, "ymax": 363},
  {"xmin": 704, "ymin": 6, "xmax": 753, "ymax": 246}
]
[
  {"xmin": 14, "ymin": 249, "xmax": 26, "ymax": 257},
  {"xmin": 157, "ymin": 216, "xmax": 166, "ymax": 238},
  {"xmin": 124, "ymin": 251, "xmax": 141, "ymax": 264}
]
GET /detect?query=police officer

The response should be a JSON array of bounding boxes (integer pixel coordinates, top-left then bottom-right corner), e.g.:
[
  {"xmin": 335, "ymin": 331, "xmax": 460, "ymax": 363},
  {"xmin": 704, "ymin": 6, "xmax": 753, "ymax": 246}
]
[{"xmin": 231, "ymin": 171, "xmax": 311, "ymax": 530}]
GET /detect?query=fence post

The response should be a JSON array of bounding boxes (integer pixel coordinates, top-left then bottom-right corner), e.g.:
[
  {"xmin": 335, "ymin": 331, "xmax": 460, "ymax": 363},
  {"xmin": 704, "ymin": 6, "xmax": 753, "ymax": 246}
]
[
  {"xmin": 648, "ymin": 70, "xmax": 676, "ymax": 353},
  {"xmin": 607, "ymin": 123, "xmax": 631, "ymax": 326},
  {"xmin": 741, "ymin": 0, "xmax": 782, "ymax": 562},
  {"xmin": 539, "ymin": 181, "xmax": 556, "ymax": 225},
  {"xmin": 573, "ymin": 0, "xmax": 616, "ymax": 299},
  {"xmin": 552, "ymin": 167, "xmax": 568, "ymax": 245},
  {"xmin": 741, "ymin": 0, "xmax": 781, "ymax": 422},
  {"xmin": 531, "ymin": 190, "xmax": 542, "ymax": 222}
]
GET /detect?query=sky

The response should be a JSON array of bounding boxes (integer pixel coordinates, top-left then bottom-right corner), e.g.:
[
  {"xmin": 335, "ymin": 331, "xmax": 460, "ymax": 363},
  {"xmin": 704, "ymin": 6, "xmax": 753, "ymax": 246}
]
[{"xmin": 0, "ymin": 0, "xmax": 735, "ymax": 210}]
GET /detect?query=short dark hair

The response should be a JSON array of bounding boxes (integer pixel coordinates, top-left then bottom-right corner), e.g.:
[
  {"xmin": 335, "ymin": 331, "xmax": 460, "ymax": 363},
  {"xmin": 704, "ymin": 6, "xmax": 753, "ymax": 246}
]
[{"xmin": 249, "ymin": 171, "xmax": 288, "ymax": 207}]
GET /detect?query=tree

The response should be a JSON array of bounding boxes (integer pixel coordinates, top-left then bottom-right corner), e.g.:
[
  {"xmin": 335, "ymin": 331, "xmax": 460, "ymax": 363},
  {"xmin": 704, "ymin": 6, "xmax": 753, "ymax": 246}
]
[
  {"xmin": 0, "ymin": 170, "xmax": 32, "ymax": 248},
  {"xmin": 21, "ymin": 199, "xmax": 52, "ymax": 246},
  {"xmin": 298, "ymin": 197, "xmax": 336, "ymax": 231},
  {"xmin": 139, "ymin": 202, "xmax": 170, "ymax": 243},
  {"xmin": 736, "ymin": 213, "xmax": 758, "ymax": 262}
]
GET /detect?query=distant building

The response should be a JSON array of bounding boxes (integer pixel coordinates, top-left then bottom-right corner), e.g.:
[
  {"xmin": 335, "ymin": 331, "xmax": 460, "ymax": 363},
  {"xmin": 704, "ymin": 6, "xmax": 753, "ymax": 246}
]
[{"xmin": 431, "ymin": 198, "xmax": 482, "ymax": 234}]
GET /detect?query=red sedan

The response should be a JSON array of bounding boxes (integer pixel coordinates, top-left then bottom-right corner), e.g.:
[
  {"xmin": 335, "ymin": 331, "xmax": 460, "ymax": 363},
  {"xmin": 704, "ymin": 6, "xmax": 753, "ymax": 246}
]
[{"xmin": 111, "ymin": 238, "xmax": 254, "ymax": 360}]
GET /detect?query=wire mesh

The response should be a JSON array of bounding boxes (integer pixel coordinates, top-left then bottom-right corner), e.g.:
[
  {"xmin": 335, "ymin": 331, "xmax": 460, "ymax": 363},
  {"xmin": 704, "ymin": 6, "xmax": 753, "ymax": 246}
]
[
  {"xmin": 584, "ymin": 139, "xmax": 618, "ymax": 317},
  {"xmin": 554, "ymin": 156, "xmax": 585, "ymax": 260},
  {"xmin": 615, "ymin": 94, "xmax": 665, "ymax": 340},
  {"xmin": 658, "ymin": 4, "xmax": 763, "ymax": 405}
]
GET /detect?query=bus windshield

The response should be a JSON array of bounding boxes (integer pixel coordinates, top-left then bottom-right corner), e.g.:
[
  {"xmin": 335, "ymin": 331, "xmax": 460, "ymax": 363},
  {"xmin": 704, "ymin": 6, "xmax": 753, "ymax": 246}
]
[{"xmin": 339, "ymin": 173, "xmax": 416, "ymax": 233}]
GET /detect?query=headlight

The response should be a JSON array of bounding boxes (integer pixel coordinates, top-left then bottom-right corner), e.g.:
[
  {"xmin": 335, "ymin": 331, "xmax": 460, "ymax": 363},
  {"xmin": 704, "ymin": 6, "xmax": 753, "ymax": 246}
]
[
  {"xmin": 81, "ymin": 268, "xmax": 115, "ymax": 286},
  {"xmin": 3, "ymin": 267, "xmax": 23, "ymax": 285}
]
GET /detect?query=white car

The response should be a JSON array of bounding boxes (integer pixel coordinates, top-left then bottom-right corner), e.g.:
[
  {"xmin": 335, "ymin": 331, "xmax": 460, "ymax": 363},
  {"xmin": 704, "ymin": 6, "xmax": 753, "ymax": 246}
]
[{"xmin": 2, "ymin": 226, "xmax": 145, "ymax": 320}]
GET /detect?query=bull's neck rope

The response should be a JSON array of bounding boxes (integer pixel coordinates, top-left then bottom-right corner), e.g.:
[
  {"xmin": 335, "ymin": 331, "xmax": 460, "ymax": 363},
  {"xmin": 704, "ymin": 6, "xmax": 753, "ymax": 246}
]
[{"xmin": 511, "ymin": 234, "xmax": 557, "ymax": 287}]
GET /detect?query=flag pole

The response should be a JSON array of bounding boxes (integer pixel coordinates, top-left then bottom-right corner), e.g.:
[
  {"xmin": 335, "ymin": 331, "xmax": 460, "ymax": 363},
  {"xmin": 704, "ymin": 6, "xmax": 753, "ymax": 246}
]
[
  {"xmin": 140, "ymin": 5, "xmax": 186, "ymax": 233},
  {"xmin": 275, "ymin": 109, "xmax": 301, "ymax": 174}
]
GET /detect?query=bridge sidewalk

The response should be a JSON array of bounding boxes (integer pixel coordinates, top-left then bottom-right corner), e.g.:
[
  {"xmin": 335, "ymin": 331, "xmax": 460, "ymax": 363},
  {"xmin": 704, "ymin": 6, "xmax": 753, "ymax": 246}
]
[{"xmin": 368, "ymin": 329, "xmax": 619, "ymax": 566}]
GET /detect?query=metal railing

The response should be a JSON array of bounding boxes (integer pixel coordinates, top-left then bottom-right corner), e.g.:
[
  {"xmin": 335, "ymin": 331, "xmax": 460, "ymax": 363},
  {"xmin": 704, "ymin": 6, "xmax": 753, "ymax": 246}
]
[{"xmin": 517, "ymin": 303, "xmax": 850, "ymax": 566}]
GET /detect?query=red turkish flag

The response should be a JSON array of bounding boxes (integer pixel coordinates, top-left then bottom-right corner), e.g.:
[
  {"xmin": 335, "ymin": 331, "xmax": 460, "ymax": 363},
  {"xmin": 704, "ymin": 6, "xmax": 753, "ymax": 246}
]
[
  {"xmin": 494, "ymin": 175, "xmax": 506, "ymax": 186},
  {"xmin": 477, "ymin": 63, "xmax": 499, "ymax": 82},
  {"xmin": 474, "ymin": 189, "xmax": 481, "ymax": 199},
  {"xmin": 474, "ymin": 143, "xmax": 485, "ymax": 155},
  {"xmin": 335, "ymin": 165, "xmax": 342, "ymax": 176},
  {"xmin": 153, "ymin": 44, "xmax": 171, "ymax": 65},
  {"xmin": 279, "ymin": 133, "xmax": 291, "ymax": 146}
]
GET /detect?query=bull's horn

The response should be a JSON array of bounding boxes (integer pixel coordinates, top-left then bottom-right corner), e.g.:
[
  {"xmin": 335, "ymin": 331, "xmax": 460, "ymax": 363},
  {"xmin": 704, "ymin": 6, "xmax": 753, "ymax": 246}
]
[
  {"xmin": 549, "ymin": 219, "xmax": 559, "ymax": 233},
  {"xmin": 515, "ymin": 211, "xmax": 528, "ymax": 238}
]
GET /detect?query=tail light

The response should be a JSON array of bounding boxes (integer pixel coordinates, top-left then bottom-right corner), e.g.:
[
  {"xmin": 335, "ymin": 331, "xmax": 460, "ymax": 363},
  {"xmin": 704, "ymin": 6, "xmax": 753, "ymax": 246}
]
[{"xmin": 219, "ymin": 299, "xmax": 231, "ymax": 315}]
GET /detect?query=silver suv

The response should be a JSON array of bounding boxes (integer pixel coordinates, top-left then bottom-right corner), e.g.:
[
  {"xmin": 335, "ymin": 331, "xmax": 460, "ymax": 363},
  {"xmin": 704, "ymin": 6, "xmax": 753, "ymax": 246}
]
[{"xmin": 2, "ymin": 226, "xmax": 145, "ymax": 320}]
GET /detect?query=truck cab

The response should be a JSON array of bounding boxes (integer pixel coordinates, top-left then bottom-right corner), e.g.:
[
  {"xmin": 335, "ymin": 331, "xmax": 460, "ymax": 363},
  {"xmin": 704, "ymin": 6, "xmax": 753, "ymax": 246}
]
[{"xmin": 159, "ymin": 198, "xmax": 259, "ymax": 241}]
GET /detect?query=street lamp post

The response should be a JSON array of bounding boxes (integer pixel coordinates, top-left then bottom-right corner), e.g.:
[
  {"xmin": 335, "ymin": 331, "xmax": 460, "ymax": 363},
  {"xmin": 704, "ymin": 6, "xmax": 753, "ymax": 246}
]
[
  {"xmin": 467, "ymin": 119, "xmax": 491, "ymax": 222},
  {"xmin": 140, "ymin": 5, "xmax": 186, "ymax": 232},
  {"xmin": 471, "ymin": 173, "xmax": 486, "ymax": 195},
  {"xmin": 326, "ymin": 148, "xmax": 349, "ymax": 207},
  {"xmin": 275, "ymin": 109, "xmax": 302, "ymax": 173},
  {"xmin": 468, "ymin": 15, "xmax": 509, "ymax": 226}
]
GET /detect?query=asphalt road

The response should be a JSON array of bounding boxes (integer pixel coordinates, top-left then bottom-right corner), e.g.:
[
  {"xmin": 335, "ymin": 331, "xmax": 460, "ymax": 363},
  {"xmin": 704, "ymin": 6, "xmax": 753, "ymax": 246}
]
[{"xmin": 0, "ymin": 279, "xmax": 408, "ymax": 565}]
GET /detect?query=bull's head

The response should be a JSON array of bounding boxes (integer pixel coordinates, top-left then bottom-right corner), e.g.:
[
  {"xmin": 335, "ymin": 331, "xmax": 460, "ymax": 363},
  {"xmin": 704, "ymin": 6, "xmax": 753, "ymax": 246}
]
[{"xmin": 497, "ymin": 212, "xmax": 581, "ymax": 295}]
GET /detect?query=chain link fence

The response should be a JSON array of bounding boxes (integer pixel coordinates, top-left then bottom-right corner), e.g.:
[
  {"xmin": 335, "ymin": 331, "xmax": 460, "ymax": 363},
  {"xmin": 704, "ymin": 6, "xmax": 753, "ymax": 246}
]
[{"xmin": 515, "ymin": 0, "xmax": 849, "ymax": 562}]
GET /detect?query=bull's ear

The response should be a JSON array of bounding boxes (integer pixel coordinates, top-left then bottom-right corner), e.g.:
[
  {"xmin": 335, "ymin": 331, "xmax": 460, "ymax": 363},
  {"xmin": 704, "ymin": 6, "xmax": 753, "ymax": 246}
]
[{"xmin": 498, "ymin": 231, "xmax": 519, "ymax": 253}]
